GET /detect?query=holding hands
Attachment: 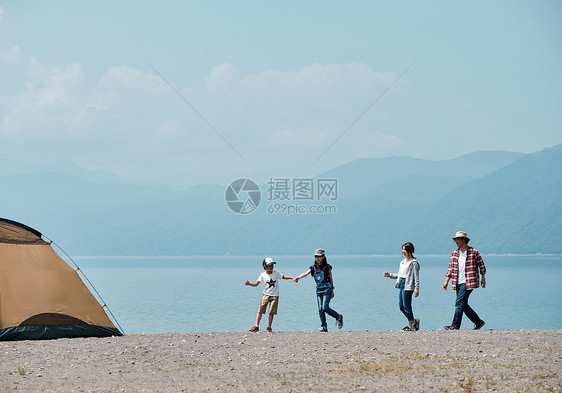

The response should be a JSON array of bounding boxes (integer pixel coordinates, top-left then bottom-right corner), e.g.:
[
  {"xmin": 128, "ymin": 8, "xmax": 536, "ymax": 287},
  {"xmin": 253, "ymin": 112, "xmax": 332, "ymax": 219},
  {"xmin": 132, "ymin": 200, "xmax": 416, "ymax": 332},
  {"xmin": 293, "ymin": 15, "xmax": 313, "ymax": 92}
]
[{"xmin": 293, "ymin": 270, "xmax": 309, "ymax": 283}]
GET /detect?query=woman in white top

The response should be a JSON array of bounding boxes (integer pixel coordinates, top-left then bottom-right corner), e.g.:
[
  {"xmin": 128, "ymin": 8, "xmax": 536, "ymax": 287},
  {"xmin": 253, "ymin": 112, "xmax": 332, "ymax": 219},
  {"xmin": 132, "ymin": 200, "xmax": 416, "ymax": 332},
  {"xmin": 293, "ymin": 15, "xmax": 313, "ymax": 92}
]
[{"xmin": 383, "ymin": 242, "xmax": 420, "ymax": 331}]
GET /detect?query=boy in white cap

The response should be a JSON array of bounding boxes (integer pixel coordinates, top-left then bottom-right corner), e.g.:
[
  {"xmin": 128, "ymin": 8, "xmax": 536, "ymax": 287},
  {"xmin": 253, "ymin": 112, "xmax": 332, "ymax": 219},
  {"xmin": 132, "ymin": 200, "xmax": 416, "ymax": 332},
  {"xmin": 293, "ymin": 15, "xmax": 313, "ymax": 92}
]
[{"xmin": 245, "ymin": 257, "xmax": 295, "ymax": 332}]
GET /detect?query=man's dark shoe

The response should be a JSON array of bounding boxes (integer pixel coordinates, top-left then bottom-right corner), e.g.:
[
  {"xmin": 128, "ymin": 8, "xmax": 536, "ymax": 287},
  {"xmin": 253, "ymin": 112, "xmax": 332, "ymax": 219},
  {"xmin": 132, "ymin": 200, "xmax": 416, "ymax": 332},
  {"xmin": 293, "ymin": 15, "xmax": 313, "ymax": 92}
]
[
  {"xmin": 414, "ymin": 319, "xmax": 420, "ymax": 331},
  {"xmin": 474, "ymin": 320, "xmax": 486, "ymax": 330},
  {"xmin": 444, "ymin": 325, "xmax": 459, "ymax": 330}
]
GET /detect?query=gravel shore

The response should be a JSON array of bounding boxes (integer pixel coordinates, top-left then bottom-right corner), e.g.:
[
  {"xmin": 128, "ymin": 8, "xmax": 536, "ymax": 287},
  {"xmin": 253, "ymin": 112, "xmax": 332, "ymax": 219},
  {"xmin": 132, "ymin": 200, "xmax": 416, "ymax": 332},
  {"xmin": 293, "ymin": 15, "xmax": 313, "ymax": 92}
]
[{"xmin": 1, "ymin": 330, "xmax": 560, "ymax": 392}]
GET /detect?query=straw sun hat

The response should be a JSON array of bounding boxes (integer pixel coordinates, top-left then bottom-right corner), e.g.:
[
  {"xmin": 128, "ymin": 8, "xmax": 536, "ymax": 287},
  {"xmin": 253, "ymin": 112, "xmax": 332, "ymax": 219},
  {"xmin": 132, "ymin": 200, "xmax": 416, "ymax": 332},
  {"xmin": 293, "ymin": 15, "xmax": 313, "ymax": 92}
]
[{"xmin": 452, "ymin": 231, "xmax": 470, "ymax": 241}]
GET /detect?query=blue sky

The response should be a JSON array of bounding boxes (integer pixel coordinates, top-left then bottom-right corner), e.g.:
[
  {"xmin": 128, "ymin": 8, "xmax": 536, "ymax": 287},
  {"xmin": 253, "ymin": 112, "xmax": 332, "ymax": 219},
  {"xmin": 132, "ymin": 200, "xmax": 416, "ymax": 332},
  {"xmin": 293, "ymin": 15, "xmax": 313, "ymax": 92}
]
[{"xmin": 0, "ymin": 1, "xmax": 560, "ymax": 187}]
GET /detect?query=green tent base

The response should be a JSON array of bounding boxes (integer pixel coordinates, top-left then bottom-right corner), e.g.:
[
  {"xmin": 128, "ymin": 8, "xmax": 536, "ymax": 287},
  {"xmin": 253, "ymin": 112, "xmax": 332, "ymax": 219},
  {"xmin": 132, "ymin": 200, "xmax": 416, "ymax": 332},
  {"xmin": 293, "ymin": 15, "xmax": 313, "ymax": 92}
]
[{"xmin": 0, "ymin": 324, "xmax": 123, "ymax": 341}]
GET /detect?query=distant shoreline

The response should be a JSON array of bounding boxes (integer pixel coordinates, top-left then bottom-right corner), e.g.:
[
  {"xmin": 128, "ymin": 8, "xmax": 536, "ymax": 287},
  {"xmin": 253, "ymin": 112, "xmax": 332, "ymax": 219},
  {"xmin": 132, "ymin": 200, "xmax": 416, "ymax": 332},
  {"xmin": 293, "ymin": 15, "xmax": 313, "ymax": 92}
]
[{"xmin": 74, "ymin": 253, "xmax": 562, "ymax": 259}]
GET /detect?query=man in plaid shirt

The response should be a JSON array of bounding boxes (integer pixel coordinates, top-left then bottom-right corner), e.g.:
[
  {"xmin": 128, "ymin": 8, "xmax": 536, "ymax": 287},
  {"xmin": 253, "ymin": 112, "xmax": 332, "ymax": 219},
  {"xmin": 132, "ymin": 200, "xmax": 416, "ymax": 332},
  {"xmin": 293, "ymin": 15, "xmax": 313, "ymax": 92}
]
[{"xmin": 442, "ymin": 231, "xmax": 486, "ymax": 330}]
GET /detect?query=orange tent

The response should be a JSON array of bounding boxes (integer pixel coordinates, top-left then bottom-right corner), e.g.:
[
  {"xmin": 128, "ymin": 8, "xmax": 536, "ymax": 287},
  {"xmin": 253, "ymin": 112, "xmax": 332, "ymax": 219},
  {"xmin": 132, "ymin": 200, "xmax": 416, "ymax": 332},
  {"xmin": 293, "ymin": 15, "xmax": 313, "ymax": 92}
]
[{"xmin": 0, "ymin": 218, "xmax": 122, "ymax": 340}]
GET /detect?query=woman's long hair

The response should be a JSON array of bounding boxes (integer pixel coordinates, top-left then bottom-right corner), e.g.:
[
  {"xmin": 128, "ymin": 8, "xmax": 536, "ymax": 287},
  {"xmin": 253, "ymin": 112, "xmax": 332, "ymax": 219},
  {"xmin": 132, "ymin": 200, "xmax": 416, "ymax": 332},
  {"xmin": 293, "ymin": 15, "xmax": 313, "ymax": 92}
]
[{"xmin": 402, "ymin": 242, "xmax": 415, "ymax": 258}]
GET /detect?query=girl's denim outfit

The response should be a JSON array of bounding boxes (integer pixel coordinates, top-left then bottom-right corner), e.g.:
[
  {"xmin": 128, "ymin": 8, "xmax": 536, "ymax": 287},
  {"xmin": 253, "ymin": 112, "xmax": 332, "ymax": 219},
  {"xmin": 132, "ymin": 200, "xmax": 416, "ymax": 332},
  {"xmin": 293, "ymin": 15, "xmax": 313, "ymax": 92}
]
[{"xmin": 311, "ymin": 263, "xmax": 341, "ymax": 329}]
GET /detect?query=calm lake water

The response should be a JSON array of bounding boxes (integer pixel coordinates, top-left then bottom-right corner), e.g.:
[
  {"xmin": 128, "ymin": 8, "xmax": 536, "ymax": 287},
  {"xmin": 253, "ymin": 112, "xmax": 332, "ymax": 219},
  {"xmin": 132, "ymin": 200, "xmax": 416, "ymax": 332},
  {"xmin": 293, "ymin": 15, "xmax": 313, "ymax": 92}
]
[{"xmin": 74, "ymin": 255, "xmax": 562, "ymax": 334}]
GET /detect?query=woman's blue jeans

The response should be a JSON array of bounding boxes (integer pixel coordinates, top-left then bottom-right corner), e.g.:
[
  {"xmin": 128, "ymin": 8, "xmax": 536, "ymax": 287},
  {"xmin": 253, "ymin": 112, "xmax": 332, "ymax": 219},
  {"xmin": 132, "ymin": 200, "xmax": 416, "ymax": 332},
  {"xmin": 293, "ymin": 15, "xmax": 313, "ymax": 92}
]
[
  {"xmin": 398, "ymin": 278, "xmax": 414, "ymax": 322},
  {"xmin": 316, "ymin": 288, "xmax": 340, "ymax": 328},
  {"xmin": 452, "ymin": 283, "xmax": 482, "ymax": 328}
]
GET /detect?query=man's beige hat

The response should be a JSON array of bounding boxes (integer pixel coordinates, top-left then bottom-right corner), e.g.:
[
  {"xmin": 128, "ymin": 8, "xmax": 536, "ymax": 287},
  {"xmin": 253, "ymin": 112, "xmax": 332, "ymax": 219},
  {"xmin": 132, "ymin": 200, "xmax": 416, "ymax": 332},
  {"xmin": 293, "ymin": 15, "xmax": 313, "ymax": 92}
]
[{"xmin": 452, "ymin": 231, "xmax": 470, "ymax": 241}]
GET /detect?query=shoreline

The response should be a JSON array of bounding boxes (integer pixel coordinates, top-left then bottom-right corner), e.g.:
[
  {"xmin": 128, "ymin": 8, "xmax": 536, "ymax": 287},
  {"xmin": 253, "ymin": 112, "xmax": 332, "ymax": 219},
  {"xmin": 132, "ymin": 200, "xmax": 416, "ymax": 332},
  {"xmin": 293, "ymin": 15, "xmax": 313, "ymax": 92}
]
[
  {"xmin": 1, "ymin": 330, "xmax": 560, "ymax": 392},
  {"xmin": 74, "ymin": 254, "xmax": 562, "ymax": 258}
]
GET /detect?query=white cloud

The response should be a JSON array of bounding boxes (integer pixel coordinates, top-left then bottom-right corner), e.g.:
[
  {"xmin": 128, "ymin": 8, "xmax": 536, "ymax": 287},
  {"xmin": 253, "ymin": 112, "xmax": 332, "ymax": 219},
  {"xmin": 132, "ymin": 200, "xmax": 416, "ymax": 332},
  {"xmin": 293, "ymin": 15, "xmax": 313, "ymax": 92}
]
[
  {"xmin": 366, "ymin": 133, "xmax": 404, "ymax": 152},
  {"xmin": 0, "ymin": 55, "xmax": 411, "ymax": 186},
  {"xmin": 204, "ymin": 62, "xmax": 387, "ymax": 97},
  {"xmin": 1, "ymin": 55, "xmax": 400, "ymax": 142},
  {"xmin": 0, "ymin": 60, "xmax": 90, "ymax": 137},
  {"xmin": 0, "ymin": 57, "xmax": 174, "ymax": 138},
  {"xmin": 204, "ymin": 63, "xmax": 240, "ymax": 94},
  {"xmin": 99, "ymin": 66, "xmax": 167, "ymax": 95},
  {"xmin": 243, "ymin": 63, "xmax": 376, "ymax": 92},
  {"xmin": 198, "ymin": 62, "xmax": 400, "ymax": 153},
  {"xmin": 27, "ymin": 60, "xmax": 85, "ymax": 105},
  {"xmin": 0, "ymin": 45, "xmax": 21, "ymax": 62}
]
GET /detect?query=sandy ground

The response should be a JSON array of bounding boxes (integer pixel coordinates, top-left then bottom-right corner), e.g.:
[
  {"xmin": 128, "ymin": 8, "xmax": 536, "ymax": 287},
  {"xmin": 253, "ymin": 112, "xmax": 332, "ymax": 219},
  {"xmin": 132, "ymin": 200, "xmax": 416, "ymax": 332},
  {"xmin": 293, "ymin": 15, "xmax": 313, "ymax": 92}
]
[{"xmin": 0, "ymin": 330, "xmax": 560, "ymax": 392}]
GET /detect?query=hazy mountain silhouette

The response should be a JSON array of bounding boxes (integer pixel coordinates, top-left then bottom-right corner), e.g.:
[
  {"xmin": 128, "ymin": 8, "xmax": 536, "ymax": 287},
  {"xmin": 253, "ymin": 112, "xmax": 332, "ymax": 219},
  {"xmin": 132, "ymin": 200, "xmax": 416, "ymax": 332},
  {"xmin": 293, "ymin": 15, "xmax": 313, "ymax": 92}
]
[{"xmin": 1, "ymin": 146, "xmax": 559, "ymax": 255}]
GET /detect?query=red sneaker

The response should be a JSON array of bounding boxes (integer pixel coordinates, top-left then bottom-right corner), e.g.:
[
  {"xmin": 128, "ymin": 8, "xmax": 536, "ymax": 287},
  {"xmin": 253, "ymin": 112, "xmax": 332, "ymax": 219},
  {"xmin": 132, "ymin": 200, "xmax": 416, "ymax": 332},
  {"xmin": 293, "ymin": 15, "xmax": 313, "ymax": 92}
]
[
  {"xmin": 249, "ymin": 326, "xmax": 259, "ymax": 332},
  {"xmin": 266, "ymin": 327, "xmax": 272, "ymax": 333}
]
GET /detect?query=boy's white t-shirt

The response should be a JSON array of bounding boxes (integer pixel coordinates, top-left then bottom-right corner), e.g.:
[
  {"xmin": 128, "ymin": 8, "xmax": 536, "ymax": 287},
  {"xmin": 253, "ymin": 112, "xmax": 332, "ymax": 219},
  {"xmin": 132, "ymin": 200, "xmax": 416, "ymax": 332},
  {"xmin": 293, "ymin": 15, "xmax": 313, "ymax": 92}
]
[
  {"xmin": 257, "ymin": 270, "xmax": 283, "ymax": 296},
  {"xmin": 458, "ymin": 250, "xmax": 467, "ymax": 285}
]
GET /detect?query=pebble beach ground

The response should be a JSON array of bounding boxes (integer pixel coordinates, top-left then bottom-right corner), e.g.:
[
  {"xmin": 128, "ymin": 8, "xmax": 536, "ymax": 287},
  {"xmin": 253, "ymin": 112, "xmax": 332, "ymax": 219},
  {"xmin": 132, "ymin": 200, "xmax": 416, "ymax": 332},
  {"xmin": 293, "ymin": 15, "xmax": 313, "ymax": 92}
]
[{"xmin": 1, "ymin": 330, "xmax": 560, "ymax": 392}]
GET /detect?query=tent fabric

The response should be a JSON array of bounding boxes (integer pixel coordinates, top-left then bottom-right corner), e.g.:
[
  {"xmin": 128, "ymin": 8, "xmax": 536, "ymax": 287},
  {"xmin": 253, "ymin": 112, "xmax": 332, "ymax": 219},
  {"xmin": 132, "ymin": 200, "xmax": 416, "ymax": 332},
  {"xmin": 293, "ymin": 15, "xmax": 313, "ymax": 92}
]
[
  {"xmin": 0, "ymin": 218, "xmax": 48, "ymax": 245},
  {"xmin": 0, "ymin": 218, "xmax": 122, "ymax": 340},
  {"xmin": 0, "ymin": 324, "xmax": 122, "ymax": 341}
]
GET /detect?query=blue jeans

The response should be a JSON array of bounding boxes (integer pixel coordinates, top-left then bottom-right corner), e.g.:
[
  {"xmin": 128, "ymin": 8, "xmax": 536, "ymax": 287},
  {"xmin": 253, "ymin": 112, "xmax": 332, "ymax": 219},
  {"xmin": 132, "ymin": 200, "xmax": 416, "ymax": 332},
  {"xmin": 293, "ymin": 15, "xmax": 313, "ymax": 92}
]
[
  {"xmin": 398, "ymin": 278, "xmax": 414, "ymax": 322},
  {"xmin": 316, "ymin": 288, "xmax": 340, "ymax": 328},
  {"xmin": 452, "ymin": 283, "xmax": 482, "ymax": 328}
]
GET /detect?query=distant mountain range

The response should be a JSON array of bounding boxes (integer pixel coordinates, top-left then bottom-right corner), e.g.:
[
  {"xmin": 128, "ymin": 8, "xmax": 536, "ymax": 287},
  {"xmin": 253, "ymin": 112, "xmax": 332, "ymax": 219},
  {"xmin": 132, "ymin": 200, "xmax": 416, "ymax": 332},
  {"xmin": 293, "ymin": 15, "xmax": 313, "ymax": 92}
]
[
  {"xmin": 1, "ymin": 145, "xmax": 560, "ymax": 255},
  {"xmin": 0, "ymin": 158, "xmax": 125, "ymax": 184}
]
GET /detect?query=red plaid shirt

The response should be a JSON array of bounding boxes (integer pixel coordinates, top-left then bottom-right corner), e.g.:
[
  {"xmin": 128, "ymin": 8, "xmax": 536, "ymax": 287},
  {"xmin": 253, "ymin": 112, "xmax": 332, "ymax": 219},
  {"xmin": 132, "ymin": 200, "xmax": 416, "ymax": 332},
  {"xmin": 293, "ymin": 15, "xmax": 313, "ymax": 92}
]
[{"xmin": 446, "ymin": 246, "xmax": 486, "ymax": 290}]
